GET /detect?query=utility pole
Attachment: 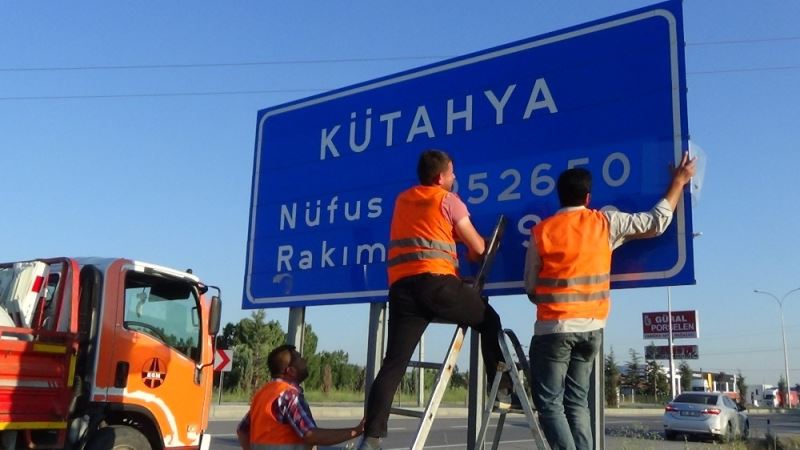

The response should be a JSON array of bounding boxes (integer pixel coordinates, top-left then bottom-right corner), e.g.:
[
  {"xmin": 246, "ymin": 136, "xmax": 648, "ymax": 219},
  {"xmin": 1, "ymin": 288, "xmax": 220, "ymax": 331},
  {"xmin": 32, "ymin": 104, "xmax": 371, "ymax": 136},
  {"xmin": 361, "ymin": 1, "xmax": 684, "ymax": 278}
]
[{"xmin": 754, "ymin": 288, "xmax": 800, "ymax": 408}]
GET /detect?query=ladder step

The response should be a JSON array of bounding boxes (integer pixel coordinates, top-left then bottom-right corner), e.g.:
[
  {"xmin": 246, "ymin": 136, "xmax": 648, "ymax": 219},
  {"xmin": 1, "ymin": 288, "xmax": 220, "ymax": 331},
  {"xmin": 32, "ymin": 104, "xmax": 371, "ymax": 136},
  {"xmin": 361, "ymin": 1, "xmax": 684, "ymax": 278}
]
[
  {"xmin": 407, "ymin": 361, "xmax": 443, "ymax": 370},
  {"xmin": 390, "ymin": 407, "xmax": 425, "ymax": 418}
]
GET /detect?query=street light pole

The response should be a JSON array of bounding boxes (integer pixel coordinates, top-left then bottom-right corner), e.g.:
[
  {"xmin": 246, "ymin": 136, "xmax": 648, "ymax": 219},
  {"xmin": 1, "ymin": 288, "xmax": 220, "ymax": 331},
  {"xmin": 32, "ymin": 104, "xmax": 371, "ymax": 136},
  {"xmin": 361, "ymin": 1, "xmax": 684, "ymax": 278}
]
[
  {"xmin": 754, "ymin": 287, "xmax": 800, "ymax": 408},
  {"xmin": 668, "ymin": 287, "xmax": 676, "ymax": 399}
]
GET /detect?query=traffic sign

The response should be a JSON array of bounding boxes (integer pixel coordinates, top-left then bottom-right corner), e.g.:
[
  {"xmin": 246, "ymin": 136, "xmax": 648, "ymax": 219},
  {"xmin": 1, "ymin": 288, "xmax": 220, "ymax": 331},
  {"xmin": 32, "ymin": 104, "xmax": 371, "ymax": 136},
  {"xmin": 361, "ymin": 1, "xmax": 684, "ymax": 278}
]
[
  {"xmin": 244, "ymin": 0, "xmax": 693, "ymax": 309},
  {"xmin": 642, "ymin": 310, "xmax": 699, "ymax": 339},
  {"xmin": 214, "ymin": 349, "xmax": 232, "ymax": 372},
  {"xmin": 645, "ymin": 344, "xmax": 699, "ymax": 360}
]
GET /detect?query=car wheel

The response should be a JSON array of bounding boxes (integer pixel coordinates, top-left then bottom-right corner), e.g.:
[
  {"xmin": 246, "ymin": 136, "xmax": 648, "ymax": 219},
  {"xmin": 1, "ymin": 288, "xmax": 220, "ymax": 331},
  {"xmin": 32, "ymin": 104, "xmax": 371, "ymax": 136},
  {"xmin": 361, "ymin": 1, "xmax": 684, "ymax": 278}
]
[
  {"xmin": 664, "ymin": 430, "xmax": 677, "ymax": 441},
  {"xmin": 720, "ymin": 422, "xmax": 734, "ymax": 443}
]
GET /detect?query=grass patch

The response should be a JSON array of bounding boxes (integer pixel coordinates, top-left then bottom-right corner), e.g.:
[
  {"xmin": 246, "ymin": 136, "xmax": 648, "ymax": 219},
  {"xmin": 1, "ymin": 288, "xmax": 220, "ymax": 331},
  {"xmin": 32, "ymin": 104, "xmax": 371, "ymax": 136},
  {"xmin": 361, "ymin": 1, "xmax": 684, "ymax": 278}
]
[{"xmin": 218, "ymin": 387, "xmax": 470, "ymax": 406}]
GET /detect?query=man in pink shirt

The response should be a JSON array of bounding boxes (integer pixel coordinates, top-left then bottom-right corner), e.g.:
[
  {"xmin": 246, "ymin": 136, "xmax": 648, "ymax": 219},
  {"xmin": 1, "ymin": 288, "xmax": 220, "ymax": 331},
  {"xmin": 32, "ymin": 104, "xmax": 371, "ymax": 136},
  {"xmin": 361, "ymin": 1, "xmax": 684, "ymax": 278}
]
[{"xmin": 359, "ymin": 150, "xmax": 509, "ymax": 450}]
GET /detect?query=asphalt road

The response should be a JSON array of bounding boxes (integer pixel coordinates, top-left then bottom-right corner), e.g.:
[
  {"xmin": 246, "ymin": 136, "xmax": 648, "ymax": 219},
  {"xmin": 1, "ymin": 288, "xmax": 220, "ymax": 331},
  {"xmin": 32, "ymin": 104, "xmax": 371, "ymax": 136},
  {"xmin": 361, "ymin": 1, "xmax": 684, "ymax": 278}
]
[{"xmin": 206, "ymin": 410, "xmax": 799, "ymax": 449}]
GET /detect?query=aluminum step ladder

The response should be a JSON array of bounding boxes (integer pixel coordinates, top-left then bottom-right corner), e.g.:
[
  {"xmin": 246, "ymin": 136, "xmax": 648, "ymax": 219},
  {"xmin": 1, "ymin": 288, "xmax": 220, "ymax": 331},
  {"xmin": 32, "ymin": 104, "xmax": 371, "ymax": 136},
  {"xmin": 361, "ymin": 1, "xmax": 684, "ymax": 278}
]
[
  {"xmin": 475, "ymin": 328, "xmax": 550, "ymax": 449},
  {"xmin": 389, "ymin": 215, "xmax": 507, "ymax": 450}
]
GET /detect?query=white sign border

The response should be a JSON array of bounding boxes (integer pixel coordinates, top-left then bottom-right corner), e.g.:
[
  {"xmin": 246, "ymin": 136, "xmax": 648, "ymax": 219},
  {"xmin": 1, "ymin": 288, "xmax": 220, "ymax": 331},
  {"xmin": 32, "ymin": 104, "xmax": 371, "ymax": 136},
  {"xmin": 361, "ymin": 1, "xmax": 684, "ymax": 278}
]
[{"xmin": 245, "ymin": 8, "xmax": 685, "ymax": 306}]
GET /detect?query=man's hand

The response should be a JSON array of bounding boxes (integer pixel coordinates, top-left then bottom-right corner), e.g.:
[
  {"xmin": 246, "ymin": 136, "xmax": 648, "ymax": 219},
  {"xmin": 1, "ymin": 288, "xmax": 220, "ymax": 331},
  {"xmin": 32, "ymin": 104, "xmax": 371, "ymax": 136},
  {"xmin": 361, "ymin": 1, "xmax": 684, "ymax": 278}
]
[
  {"xmin": 467, "ymin": 237, "xmax": 490, "ymax": 262},
  {"xmin": 671, "ymin": 151, "xmax": 697, "ymax": 187},
  {"xmin": 664, "ymin": 151, "xmax": 697, "ymax": 211},
  {"xmin": 351, "ymin": 417, "xmax": 365, "ymax": 438}
]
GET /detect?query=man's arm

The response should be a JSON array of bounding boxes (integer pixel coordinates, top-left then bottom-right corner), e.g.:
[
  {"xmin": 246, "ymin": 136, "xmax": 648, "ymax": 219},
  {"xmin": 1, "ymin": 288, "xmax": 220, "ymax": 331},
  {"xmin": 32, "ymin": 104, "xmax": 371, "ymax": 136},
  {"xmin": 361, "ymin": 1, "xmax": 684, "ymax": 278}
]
[
  {"xmin": 523, "ymin": 235, "xmax": 541, "ymax": 302},
  {"xmin": 302, "ymin": 418, "xmax": 365, "ymax": 446},
  {"xmin": 281, "ymin": 389, "xmax": 364, "ymax": 446},
  {"xmin": 454, "ymin": 216, "xmax": 486, "ymax": 262},
  {"xmin": 607, "ymin": 152, "xmax": 697, "ymax": 249}
]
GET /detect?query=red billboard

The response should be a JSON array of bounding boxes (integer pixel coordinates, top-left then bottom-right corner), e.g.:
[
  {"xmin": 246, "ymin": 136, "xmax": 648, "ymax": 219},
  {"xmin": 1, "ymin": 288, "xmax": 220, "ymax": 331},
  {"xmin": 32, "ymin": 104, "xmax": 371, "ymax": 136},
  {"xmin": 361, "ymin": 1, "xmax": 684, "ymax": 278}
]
[
  {"xmin": 642, "ymin": 310, "xmax": 699, "ymax": 339},
  {"xmin": 645, "ymin": 344, "xmax": 699, "ymax": 360}
]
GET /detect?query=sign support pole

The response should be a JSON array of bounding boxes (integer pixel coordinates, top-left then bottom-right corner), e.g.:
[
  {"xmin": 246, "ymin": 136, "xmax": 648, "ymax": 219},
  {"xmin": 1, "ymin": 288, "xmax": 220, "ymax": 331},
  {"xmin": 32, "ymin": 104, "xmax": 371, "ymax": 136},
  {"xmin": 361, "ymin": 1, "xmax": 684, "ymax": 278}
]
[
  {"xmin": 418, "ymin": 334, "xmax": 425, "ymax": 407},
  {"xmin": 218, "ymin": 371, "xmax": 224, "ymax": 405},
  {"xmin": 287, "ymin": 307, "xmax": 306, "ymax": 354},
  {"xmin": 466, "ymin": 330, "xmax": 485, "ymax": 450},
  {"xmin": 589, "ymin": 329, "xmax": 605, "ymax": 450},
  {"xmin": 365, "ymin": 301, "xmax": 387, "ymax": 407}
]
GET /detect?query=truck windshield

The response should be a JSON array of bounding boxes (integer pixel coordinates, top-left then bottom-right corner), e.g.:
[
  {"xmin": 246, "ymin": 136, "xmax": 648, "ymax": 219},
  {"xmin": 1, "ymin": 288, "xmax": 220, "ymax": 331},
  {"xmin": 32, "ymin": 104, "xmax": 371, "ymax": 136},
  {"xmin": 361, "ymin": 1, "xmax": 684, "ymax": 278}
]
[{"xmin": 123, "ymin": 272, "xmax": 201, "ymax": 362}]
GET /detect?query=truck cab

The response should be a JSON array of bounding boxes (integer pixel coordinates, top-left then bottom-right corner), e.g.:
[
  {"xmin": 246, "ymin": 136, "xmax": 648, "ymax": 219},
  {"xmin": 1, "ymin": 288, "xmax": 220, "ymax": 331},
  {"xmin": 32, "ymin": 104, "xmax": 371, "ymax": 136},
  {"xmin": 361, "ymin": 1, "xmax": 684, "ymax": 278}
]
[{"xmin": 0, "ymin": 257, "xmax": 221, "ymax": 450}]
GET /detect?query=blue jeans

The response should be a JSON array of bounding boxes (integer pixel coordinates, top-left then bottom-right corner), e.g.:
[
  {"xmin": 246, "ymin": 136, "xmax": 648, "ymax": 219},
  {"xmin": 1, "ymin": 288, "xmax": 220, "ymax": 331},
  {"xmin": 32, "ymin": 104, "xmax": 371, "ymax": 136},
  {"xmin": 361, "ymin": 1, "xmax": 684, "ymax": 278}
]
[{"xmin": 529, "ymin": 330, "xmax": 602, "ymax": 450}]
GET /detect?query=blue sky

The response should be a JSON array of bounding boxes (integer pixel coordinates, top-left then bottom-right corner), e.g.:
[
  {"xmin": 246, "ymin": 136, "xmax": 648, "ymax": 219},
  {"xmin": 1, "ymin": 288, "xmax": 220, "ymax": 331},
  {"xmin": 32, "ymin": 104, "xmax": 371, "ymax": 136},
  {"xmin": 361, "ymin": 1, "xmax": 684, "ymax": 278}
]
[{"xmin": 2, "ymin": 1, "xmax": 800, "ymax": 387}]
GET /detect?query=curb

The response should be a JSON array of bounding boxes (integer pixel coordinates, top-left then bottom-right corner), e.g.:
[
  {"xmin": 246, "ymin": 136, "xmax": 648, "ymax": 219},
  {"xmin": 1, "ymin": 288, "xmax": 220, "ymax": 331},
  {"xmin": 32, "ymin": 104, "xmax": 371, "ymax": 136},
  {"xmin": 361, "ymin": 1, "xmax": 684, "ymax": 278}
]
[
  {"xmin": 211, "ymin": 404, "xmax": 800, "ymax": 421},
  {"xmin": 210, "ymin": 403, "xmax": 471, "ymax": 420}
]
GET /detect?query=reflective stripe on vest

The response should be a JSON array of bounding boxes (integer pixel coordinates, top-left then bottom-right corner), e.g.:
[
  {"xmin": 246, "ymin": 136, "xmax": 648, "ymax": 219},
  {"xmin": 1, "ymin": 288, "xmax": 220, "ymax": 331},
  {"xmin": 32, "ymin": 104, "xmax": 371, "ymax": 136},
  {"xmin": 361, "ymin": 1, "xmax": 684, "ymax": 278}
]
[
  {"xmin": 386, "ymin": 250, "xmax": 459, "ymax": 267},
  {"xmin": 534, "ymin": 290, "xmax": 611, "ymax": 303},
  {"xmin": 532, "ymin": 209, "xmax": 612, "ymax": 322},
  {"xmin": 536, "ymin": 273, "xmax": 610, "ymax": 288},
  {"xmin": 389, "ymin": 237, "xmax": 457, "ymax": 253},
  {"xmin": 250, "ymin": 380, "xmax": 306, "ymax": 447},
  {"xmin": 387, "ymin": 186, "xmax": 458, "ymax": 286}
]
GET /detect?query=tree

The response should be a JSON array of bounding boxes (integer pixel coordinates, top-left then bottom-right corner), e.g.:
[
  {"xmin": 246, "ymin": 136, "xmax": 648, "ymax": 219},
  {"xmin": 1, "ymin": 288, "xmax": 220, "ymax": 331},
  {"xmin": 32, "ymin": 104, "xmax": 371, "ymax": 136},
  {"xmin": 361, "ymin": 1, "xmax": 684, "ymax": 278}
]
[
  {"xmin": 305, "ymin": 350, "xmax": 362, "ymax": 391},
  {"xmin": 623, "ymin": 348, "xmax": 645, "ymax": 395},
  {"xmin": 301, "ymin": 323, "xmax": 318, "ymax": 357},
  {"xmin": 736, "ymin": 371, "xmax": 747, "ymax": 404},
  {"xmin": 645, "ymin": 360, "xmax": 669, "ymax": 402},
  {"xmin": 221, "ymin": 311, "xmax": 285, "ymax": 392},
  {"xmin": 778, "ymin": 375, "xmax": 788, "ymax": 407},
  {"xmin": 322, "ymin": 364, "xmax": 333, "ymax": 394},
  {"xmin": 216, "ymin": 322, "xmax": 237, "ymax": 349},
  {"xmin": 678, "ymin": 361, "xmax": 693, "ymax": 392},
  {"xmin": 449, "ymin": 365, "xmax": 468, "ymax": 389},
  {"xmin": 604, "ymin": 348, "xmax": 621, "ymax": 407}
]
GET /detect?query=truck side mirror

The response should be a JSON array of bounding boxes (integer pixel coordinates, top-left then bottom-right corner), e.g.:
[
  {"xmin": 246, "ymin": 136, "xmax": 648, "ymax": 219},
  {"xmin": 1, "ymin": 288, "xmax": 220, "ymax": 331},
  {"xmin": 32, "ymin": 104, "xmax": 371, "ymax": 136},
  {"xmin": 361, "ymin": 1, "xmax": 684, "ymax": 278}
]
[{"xmin": 208, "ymin": 295, "xmax": 221, "ymax": 336}]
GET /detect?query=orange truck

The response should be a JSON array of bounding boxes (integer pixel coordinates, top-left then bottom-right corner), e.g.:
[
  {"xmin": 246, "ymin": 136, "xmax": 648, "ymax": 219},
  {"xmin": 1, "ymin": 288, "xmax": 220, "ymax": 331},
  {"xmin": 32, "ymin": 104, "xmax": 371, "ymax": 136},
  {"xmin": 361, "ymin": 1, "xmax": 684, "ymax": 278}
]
[{"xmin": 0, "ymin": 257, "xmax": 221, "ymax": 450}]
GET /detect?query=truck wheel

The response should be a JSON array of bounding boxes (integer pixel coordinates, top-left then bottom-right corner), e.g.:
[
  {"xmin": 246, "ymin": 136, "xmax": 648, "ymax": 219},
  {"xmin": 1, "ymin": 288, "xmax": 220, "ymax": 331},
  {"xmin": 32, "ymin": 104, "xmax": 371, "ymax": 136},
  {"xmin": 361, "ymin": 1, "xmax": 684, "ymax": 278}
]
[{"xmin": 86, "ymin": 425, "xmax": 152, "ymax": 450}]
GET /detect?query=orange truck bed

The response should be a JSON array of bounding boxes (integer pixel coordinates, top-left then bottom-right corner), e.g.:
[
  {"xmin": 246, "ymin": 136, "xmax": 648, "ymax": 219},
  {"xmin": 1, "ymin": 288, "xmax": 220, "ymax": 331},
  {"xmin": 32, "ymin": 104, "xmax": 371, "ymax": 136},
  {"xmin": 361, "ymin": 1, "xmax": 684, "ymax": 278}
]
[{"xmin": 0, "ymin": 329, "xmax": 77, "ymax": 429}]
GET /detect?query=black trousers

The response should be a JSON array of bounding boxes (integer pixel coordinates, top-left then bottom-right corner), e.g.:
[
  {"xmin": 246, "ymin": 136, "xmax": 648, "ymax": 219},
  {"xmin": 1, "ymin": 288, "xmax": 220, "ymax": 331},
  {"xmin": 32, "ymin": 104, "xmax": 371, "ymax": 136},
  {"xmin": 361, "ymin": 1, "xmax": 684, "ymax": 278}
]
[{"xmin": 364, "ymin": 273, "xmax": 504, "ymax": 438}]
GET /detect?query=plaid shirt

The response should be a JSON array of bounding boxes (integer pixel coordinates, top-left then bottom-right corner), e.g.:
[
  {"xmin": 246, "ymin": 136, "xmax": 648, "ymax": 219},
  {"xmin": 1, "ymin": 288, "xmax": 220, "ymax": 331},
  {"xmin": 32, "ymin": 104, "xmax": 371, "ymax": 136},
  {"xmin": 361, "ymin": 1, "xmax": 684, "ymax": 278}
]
[{"xmin": 238, "ymin": 378, "xmax": 317, "ymax": 438}]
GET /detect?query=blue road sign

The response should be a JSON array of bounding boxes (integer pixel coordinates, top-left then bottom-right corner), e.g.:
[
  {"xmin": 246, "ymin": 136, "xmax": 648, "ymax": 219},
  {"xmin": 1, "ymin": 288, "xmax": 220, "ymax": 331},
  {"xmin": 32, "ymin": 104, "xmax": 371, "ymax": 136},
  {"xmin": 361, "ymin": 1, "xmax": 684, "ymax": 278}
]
[{"xmin": 244, "ymin": 0, "xmax": 693, "ymax": 309}]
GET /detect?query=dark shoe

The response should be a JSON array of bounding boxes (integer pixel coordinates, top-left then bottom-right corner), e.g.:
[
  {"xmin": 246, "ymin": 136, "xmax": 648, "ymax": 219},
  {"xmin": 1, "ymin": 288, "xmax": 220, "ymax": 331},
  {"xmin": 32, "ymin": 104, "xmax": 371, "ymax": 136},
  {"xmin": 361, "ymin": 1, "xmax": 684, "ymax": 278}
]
[{"xmin": 494, "ymin": 388, "xmax": 523, "ymax": 410}]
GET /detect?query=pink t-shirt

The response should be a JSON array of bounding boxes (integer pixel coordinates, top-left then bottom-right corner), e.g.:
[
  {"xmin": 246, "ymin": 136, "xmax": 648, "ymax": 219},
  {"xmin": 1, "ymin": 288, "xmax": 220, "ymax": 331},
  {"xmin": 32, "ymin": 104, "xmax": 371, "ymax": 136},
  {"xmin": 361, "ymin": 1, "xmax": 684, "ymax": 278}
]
[{"xmin": 441, "ymin": 192, "xmax": 469, "ymax": 225}]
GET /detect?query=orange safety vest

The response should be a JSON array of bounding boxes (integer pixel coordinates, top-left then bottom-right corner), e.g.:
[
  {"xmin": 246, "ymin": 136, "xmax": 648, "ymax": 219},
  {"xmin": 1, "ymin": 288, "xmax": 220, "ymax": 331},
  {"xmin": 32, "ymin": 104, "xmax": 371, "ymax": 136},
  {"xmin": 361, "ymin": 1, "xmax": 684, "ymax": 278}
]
[
  {"xmin": 532, "ymin": 209, "xmax": 612, "ymax": 322},
  {"xmin": 250, "ymin": 380, "xmax": 306, "ymax": 448},
  {"xmin": 387, "ymin": 185, "xmax": 458, "ymax": 286}
]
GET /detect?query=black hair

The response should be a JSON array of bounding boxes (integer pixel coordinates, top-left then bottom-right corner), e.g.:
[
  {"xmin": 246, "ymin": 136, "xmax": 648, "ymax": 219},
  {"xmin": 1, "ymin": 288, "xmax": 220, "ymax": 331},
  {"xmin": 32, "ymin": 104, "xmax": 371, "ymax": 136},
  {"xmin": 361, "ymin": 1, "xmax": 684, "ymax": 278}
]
[
  {"xmin": 557, "ymin": 168, "xmax": 592, "ymax": 207},
  {"xmin": 267, "ymin": 344, "xmax": 297, "ymax": 377},
  {"xmin": 417, "ymin": 149, "xmax": 452, "ymax": 185}
]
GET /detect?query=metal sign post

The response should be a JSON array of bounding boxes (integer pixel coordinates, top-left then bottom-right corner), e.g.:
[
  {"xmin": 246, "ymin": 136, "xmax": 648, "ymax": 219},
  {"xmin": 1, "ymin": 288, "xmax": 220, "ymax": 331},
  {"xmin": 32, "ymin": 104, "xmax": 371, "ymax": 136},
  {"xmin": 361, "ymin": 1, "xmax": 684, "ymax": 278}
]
[
  {"xmin": 364, "ymin": 302, "xmax": 386, "ymax": 402},
  {"xmin": 467, "ymin": 331, "xmax": 486, "ymax": 450},
  {"xmin": 218, "ymin": 371, "xmax": 224, "ymax": 405},
  {"xmin": 590, "ymin": 331, "xmax": 605, "ymax": 450},
  {"xmin": 213, "ymin": 349, "xmax": 233, "ymax": 406},
  {"xmin": 287, "ymin": 307, "xmax": 306, "ymax": 353}
]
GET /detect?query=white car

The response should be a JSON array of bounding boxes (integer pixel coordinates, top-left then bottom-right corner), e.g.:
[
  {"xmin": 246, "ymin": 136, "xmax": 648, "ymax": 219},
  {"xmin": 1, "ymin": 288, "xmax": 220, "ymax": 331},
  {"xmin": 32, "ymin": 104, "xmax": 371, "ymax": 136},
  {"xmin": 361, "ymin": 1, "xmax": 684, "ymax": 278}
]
[{"xmin": 663, "ymin": 392, "xmax": 749, "ymax": 442}]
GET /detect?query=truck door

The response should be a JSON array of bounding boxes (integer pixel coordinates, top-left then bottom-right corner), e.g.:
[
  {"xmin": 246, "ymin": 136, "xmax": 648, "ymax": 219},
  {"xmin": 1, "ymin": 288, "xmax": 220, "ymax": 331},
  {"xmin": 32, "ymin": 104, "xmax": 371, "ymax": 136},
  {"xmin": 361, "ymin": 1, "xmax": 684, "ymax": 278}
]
[{"xmin": 108, "ymin": 268, "xmax": 209, "ymax": 448}]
